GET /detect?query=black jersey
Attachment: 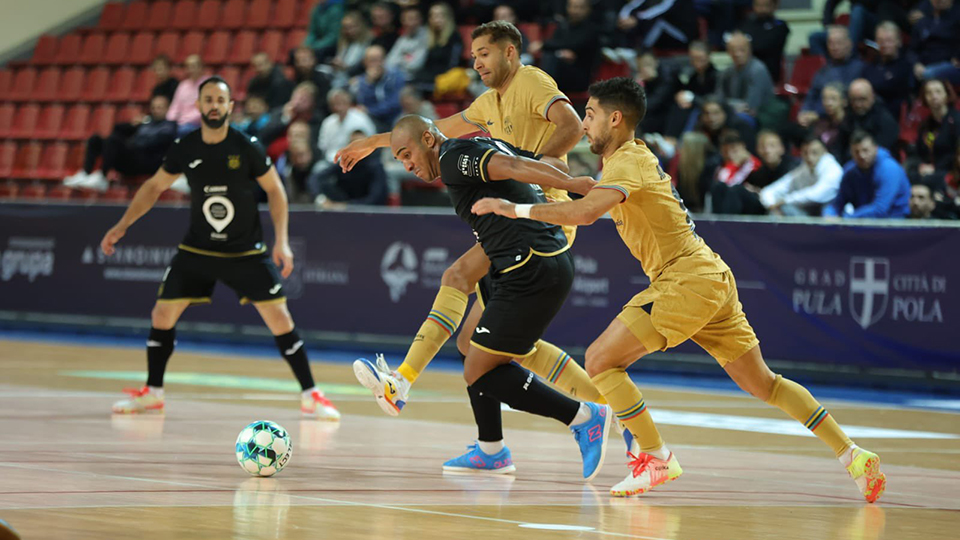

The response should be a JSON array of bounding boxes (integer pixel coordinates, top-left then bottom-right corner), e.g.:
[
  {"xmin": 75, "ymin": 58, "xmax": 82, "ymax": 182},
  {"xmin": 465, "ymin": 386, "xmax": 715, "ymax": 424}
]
[
  {"xmin": 162, "ymin": 127, "xmax": 273, "ymax": 256},
  {"xmin": 438, "ymin": 137, "xmax": 568, "ymax": 273}
]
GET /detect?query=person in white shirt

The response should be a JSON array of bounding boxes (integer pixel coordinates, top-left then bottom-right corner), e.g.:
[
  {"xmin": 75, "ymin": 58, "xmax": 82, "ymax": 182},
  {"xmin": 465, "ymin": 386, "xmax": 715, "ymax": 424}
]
[
  {"xmin": 760, "ymin": 135, "xmax": 843, "ymax": 216},
  {"xmin": 318, "ymin": 89, "xmax": 377, "ymax": 163}
]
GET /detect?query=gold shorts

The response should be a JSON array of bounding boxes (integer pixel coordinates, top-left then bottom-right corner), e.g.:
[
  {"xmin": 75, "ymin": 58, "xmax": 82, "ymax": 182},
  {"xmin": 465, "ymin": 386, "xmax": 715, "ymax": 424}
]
[{"xmin": 616, "ymin": 270, "xmax": 759, "ymax": 366}]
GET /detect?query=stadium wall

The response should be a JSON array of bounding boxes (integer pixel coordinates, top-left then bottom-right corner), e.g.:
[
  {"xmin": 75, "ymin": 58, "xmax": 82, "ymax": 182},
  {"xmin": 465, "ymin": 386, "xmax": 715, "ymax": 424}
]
[{"xmin": 0, "ymin": 0, "xmax": 108, "ymax": 64}]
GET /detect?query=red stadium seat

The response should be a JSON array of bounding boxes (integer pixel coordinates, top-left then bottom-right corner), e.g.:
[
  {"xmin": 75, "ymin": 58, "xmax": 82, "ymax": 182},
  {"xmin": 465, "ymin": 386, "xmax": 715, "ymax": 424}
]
[
  {"xmin": 299, "ymin": 0, "xmax": 319, "ymax": 27},
  {"xmin": 73, "ymin": 188, "xmax": 100, "ymax": 202},
  {"xmin": 154, "ymin": 32, "xmax": 181, "ymax": 61},
  {"xmin": 36, "ymin": 142, "xmax": 69, "ymax": 179},
  {"xmin": 260, "ymin": 30, "xmax": 285, "ymax": 63},
  {"xmin": 99, "ymin": 2, "xmax": 126, "ymax": 31},
  {"xmin": 170, "ymin": 0, "xmax": 199, "ymax": 31},
  {"xmin": 89, "ymin": 105, "xmax": 118, "ymax": 137},
  {"xmin": 10, "ymin": 104, "xmax": 40, "ymax": 139},
  {"xmin": 178, "ymin": 31, "xmax": 205, "ymax": 62},
  {"xmin": 104, "ymin": 32, "xmax": 132, "ymax": 65},
  {"xmin": 118, "ymin": 104, "xmax": 142, "ymax": 124},
  {"xmin": 53, "ymin": 34, "xmax": 83, "ymax": 65},
  {"xmin": 104, "ymin": 67, "xmax": 137, "ymax": 102},
  {"xmin": 131, "ymin": 68, "xmax": 158, "ymax": 102},
  {"xmin": 204, "ymin": 31, "xmax": 231, "ymax": 65},
  {"xmin": 0, "ymin": 69, "xmax": 13, "ymax": 100},
  {"xmin": 596, "ymin": 60, "xmax": 630, "ymax": 81},
  {"xmin": 433, "ymin": 102, "xmax": 459, "ymax": 119},
  {"xmin": 34, "ymin": 67, "xmax": 62, "ymax": 102},
  {"xmin": 58, "ymin": 66, "xmax": 86, "ymax": 102},
  {"xmin": 19, "ymin": 183, "xmax": 46, "ymax": 199},
  {"xmin": 35, "ymin": 105, "xmax": 66, "ymax": 139},
  {"xmin": 31, "ymin": 35, "xmax": 59, "ymax": 65},
  {"xmin": 120, "ymin": 1, "xmax": 149, "ymax": 31},
  {"xmin": 79, "ymin": 33, "xmax": 107, "ymax": 65},
  {"xmin": 47, "ymin": 184, "xmax": 74, "ymax": 200},
  {"xmin": 0, "ymin": 104, "xmax": 14, "ymax": 138},
  {"xmin": 145, "ymin": 1, "xmax": 173, "ymax": 31},
  {"xmin": 285, "ymin": 29, "xmax": 307, "ymax": 53},
  {"xmin": 0, "ymin": 142, "xmax": 17, "ymax": 179},
  {"xmin": 196, "ymin": 0, "xmax": 222, "ymax": 31},
  {"xmin": 227, "ymin": 30, "xmax": 258, "ymax": 64},
  {"xmin": 458, "ymin": 25, "xmax": 475, "ymax": 61},
  {"xmin": 786, "ymin": 54, "xmax": 826, "ymax": 97},
  {"xmin": 517, "ymin": 23, "xmax": 540, "ymax": 44},
  {"xmin": 82, "ymin": 67, "xmax": 111, "ymax": 102},
  {"xmin": 272, "ymin": 0, "xmax": 298, "ymax": 29},
  {"xmin": 246, "ymin": 0, "xmax": 271, "ymax": 30},
  {"xmin": 129, "ymin": 32, "xmax": 156, "ymax": 65},
  {"xmin": 0, "ymin": 183, "xmax": 17, "ymax": 198},
  {"xmin": 64, "ymin": 142, "xmax": 84, "ymax": 175},
  {"xmin": 102, "ymin": 185, "xmax": 130, "ymax": 202},
  {"xmin": 219, "ymin": 65, "xmax": 241, "ymax": 99},
  {"xmin": 222, "ymin": 0, "xmax": 247, "ymax": 30},
  {"xmin": 9, "ymin": 68, "xmax": 38, "ymax": 102},
  {"xmin": 12, "ymin": 142, "xmax": 42, "ymax": 178},
  {"xmin": 59, "ymin": 104, "xmax": 92, "ymax": 140}
]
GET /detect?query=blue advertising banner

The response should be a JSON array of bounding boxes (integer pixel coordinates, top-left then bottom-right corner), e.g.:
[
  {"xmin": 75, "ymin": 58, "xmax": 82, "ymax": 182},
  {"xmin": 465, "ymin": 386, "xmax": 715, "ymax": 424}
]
[{"xmin": 1, "ymin": 204, "xmax": 957, "ymax": 371}]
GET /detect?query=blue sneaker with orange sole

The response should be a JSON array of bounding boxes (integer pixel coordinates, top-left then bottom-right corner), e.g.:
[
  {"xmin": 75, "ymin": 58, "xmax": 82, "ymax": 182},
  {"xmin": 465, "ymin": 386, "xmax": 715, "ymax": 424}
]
[{"xmin": 442, "ymin": 442, "xmax": 516, "ymax": 474}]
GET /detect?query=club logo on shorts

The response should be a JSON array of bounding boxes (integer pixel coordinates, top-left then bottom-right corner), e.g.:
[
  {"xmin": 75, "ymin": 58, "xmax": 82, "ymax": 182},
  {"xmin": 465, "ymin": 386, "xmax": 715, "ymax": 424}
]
[
  {"xmin": 228, "ymin": 155, "xmax": 241, "ymax": 169},
  {"xmin": 269, "ymin": 283, "xmax": 282, "ymax": 295},
  {"xmin": 475, "ymin": 327, "xmax": 491, "ymax": 334}
]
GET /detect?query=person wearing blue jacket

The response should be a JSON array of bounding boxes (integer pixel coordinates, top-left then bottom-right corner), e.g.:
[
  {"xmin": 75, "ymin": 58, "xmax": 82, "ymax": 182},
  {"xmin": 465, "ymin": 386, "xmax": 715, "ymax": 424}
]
[
  {"xmin": 354, "ymin": 45, "xmax": 406, "ymax": 132},
  {"xmin": 824, "ymin": 129, "xmax": 911, "ymax": 218}
]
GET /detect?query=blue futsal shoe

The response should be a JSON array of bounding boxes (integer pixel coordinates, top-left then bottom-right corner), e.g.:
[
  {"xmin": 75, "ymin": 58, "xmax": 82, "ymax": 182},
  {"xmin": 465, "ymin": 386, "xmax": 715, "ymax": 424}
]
[
  {"xmin": 618, "ymin": 420, "xmax": 641, "ymax": 456},
  {"xmin": 442, "ymin": 442, "xmax": 516, "ymax": 474},
  {"xmin": 570, "ymin": 403, "xmax": 613, "ymax": 481}
]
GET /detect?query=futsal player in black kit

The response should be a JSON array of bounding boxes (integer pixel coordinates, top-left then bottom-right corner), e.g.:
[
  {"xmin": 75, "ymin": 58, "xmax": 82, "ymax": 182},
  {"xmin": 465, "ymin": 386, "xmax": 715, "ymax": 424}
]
[
  {"xmin": 385, "ymin": 115, "xmax": 612, "ymax": 479},
  {"xmin": 100, "ymin": 76, "xmax": 340, "ymax": 420}
]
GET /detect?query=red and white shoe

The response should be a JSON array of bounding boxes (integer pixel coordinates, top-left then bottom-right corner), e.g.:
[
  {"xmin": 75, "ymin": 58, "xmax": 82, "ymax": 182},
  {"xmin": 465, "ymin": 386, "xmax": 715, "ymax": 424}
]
[
  {"xmin": 112, "ymin": 387, "xmax": 164, "ymax": 414},
  {"xmin": 610, "ymin": 451, "xmax": 683, "ymax": 497},
  {"xmin": 302, "ymin": 389, "xmax": 340, "ymax": 421}
]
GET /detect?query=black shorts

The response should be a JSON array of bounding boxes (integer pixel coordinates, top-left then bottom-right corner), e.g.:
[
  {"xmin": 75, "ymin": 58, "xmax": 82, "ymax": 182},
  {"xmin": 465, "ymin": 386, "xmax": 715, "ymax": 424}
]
[
  {"xmin": 157, "ymin": 250, "xmax": 284, "ymax": 305},
  {"xmin": 471, "ymin": 250, "xmax": 574, "ymax": 357}
]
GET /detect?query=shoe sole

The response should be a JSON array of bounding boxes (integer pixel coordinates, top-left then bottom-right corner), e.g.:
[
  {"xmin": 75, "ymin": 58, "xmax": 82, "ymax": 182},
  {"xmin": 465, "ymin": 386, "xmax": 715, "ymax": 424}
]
[
  {"xmin": 584, "ymin": 404, "xmax": 614, "ymax": 482},
  {"xmin": 352, "ymin": 359, "xmax": 400, "ymax": 417},
  {"xmin": 610, "ymin": 471, "xmax": 682, "ymax": 498},
  {"xmin": 862, "ymin": 456, "xmax": 886, "ymax": 503},
  {"xmin": 442, "ymin": 465, "xmax": 516, "ymax": 475},
  {"xmin": 300, "ymin": 408, "xmax": 341, "ymax": 421},
  {"xmin": 111, "ymin": 405, "xmax": 164, "ymax": 414}
]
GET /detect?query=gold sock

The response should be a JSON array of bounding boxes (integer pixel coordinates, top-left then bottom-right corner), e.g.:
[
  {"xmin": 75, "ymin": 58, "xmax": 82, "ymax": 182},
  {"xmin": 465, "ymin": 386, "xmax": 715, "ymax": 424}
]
[
  {"xmin": 396, "ymin": 286, "xmax": 468, "ymax": 383},
  {"xmin": 765, "ymin": 374, "xmax": 854, "ymax": 457},
  {"xmin": 592, "ymin": 368, "xmax": 663, "ymax": 453},
  {"xmin": 520, "ymin": 340, "xmax": 605, "ymax": 403}
]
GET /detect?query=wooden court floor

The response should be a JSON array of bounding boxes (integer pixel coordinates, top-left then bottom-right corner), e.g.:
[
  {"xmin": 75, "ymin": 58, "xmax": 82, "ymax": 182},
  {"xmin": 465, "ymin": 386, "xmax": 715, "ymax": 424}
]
[{"xmin": 0, "ymin": 339, "xmax": 958, "ymax": 540}]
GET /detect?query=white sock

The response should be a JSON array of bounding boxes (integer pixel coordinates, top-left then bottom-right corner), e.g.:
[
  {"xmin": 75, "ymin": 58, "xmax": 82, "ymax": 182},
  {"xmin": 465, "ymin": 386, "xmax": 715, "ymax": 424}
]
[
  {"xmin": 396, "ymin": 371, "xmax": 412, "ymax": 385},
  {"xmin": 148, "ymin": 386, "xmax": 164, "ymax": 398},
  {"xmin": 301, "ymin": 386, "xmax": 318, "ymax": 398},
  {"xmin": 839, "ymin": 444, "xmax": 859, "ymax": 468},
  {"xmin": 478, "ymin": 440, "xmax": 505, "ymax": 454},
  {"xmin": 569, "ymin": 402, "xmax": 592, "ymax": 426},
  {"xmin": 648, "ymin": 444, "xmax": 671, "ymax": 461}
]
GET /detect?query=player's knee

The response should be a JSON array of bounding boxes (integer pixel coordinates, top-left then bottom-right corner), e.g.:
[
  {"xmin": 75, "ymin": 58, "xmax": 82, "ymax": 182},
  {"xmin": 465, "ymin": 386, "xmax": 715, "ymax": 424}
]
[
  {"xmin": 456, "ymin": 332, "xmax": 471, "ymax": 356},
  {"xmin": 440, "ymin": 264, "xmax": 472, "ymax": 294},
  {"xmin": 584, "ymin": 343, "xmax": 611, "ymax": 378},
  {"xmin": 150, "ymin": 304, "xmax": 177, "ymax": 329}
]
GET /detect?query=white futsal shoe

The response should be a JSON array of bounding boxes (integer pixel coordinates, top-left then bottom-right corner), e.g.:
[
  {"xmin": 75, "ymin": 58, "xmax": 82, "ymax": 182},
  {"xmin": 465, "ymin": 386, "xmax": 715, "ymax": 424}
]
[{"xmin": 353, "ymin": 354, "xmax": 410, "ymax": 416}]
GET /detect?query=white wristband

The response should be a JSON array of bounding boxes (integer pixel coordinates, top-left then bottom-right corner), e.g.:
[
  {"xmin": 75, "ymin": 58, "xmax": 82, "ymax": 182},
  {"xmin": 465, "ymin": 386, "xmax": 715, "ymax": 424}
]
[{"xmin": 514, "ymin": 204, "xmax": 533, "ymax": 219}]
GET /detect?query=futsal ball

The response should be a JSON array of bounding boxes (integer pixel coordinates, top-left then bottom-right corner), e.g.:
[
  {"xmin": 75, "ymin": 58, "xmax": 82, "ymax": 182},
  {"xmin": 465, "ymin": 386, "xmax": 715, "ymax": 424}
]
[{"xmin": 235, "ymin": 420, "xmax": 292, "ymax": 477}]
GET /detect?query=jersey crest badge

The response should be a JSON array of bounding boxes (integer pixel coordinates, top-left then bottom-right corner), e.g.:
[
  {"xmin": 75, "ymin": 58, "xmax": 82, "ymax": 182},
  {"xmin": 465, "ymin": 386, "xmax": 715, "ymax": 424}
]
[{"xmin": 228, "ymin": 155, "xmax": 241, "ymax": 169}]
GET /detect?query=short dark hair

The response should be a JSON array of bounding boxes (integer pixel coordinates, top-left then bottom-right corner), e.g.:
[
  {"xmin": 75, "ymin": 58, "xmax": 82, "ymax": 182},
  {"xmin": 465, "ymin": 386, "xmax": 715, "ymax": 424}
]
[
  {"xmin": 920, "ymin": 78, "xmax": 957, "ymax": 109},
  {"xmin": 850, "ymin": 129, "xmax": 874, "ymax": 147},
  {"xmin": 198, "ymin": 76, "xmax": 232, "ymax": 99},
  {"xmin": 587, "ymin": 77, "xmax": 647, "ymax": 128},
  {"xmin": 471, "ymin": 20, "xmax": 522, "ymax": 50},
  {"xmin": 801, "ymin": 132, "xmax": 824, "ymax": 148},
  {"xmin": 719, "ymin": 129, "xmax": 744, "ymax": 147}
]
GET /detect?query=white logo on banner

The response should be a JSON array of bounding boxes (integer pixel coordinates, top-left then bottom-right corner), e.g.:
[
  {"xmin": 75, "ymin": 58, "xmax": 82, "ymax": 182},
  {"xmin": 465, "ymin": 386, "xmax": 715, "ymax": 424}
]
[
  {"xmin": 849, "ymin": 257, "xmax": 890, "ymax": 329},
  {"xmin": 380, "ymin": 242, "xmax": 418, "ymax": 302},
  {"xmin": 202, "ymin": 195, "xmax": 235, "ymax": 233},
  {"xmin": 0, "ymin": 237, "xmax": 55, "ymax": 282}
]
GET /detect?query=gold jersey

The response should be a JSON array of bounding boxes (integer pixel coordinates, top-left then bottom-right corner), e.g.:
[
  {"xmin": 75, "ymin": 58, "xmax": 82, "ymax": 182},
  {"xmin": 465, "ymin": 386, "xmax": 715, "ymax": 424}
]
[
  {"xmin": 462, "ymin": 65, "xmax": 575, "ymax": 242},
  {"xmin": 596, "ymin": 139, "xmax": 730, "ymax": 281}
]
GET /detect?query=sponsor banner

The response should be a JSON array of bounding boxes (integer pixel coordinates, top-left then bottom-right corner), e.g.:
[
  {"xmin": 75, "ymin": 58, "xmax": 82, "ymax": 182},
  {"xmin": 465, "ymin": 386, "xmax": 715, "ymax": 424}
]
[{"xmin": 0, "ymin": 204, "xmax": 957, "ymax": 370}]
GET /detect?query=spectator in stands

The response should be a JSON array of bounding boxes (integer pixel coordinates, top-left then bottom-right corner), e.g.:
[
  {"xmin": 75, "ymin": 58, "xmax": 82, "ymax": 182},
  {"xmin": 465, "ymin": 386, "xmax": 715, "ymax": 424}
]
[
  {"xmin": 248, "ymin": 52, "xmax": 294, "ymax": 110},
  {"xmin": 233, "ymin": 94, "xmax": 271, "ymax": 137},
  {"xmin": 664, "ymin": 41, "xmax": 717, "ymax": 139},
  {"xmin": 798, "ymin": 81, "xmax": 847, "ymax": 156},
  {"xmin": 617, "ymin": 0, "xmax": 699, "ymax": 51},
  {"xmin": 330, "ymin": 11, "xmax": 374, "ymax": 86},
  {"xmin": 65, "ymin": 95, "xmax": 177, "ymax": 189},
  {"xmin": 534, "ymin": 0, "xmax": 601, "ymax": 94},
  {"xmin": 825, "ymin": 130, "xmax": 911, "ymax": 218},
  {"xmin": 399, "ymin": 85, "xmax": 437, "ymax": 119},
  {"xmin": 166, "ymin": 54, "xmax": 208, "ymax": 136},
  {"xmin": 909, "ymin": 78, "xmax": 960, "ymax": 184},
  {"xmin": 385, "ymin": 7, "xmax": 429, "ymax": 80},
  {"xmin": 697, "ymin": 96, "xmax": 758, "ymax": 152},
  {"xmin": 411, "ymin": 3, "xmax": 463, "ymax": 95},
  {"xmin": 710, "ymin": 130, "xmax": 762, "ymax": 212},
  {"xmin": 911, "ymin": 0, "xmax": 960, "ymax": 84},
  {"xmin": 293, "ymin": 46, "xmax": 333, "ymax": 118},
  {"xmin": 738, "ymin": 0, "xmax": 790, "ymax": 83},
  {"xmin": 353, "ymin": 45, "xmax": 405, "ymax": 132},
  {"xmin": 313, "ymin": 130, "xmax": 389, "ymax": 208},
  {"xmin": 863, "ymin": 21, "xmax": 915, "ymax": 120},
  {"xmin": 836, "ymin": 78, "xmax": 900, "ymax": 162},
  {"xmin": 800, "ymin": 26, "xmax": 865, "ymax": 118},
  {"xmin": 493, "ymin": 4, "xmax": 533, "ymax": 65},
  {"xmin": 634, "ymin": 50, "xmax": 676, "ymax": 135},
  {"xmin": 760, "ymin": 135, "xmax": 844, "ymax": 216},
  {"xmin": 370, "ymin": 2, "xmax": 400, "ymax": 53},
  {"xmin": 150, "ymin": 55, "xmax": 179, "ymax": 103},
  {"xmin": 947, "ymin": 140, "xmax": 960, "ymax": 200},
  {"xmin": 281, "ymin": 139, "xmax": 319, "ymax": 204},
  {"xmin": 909, "ymin": 180, "xmax": 960, "ymax": 219},
  {"xmin": 675, "ymin": 131, "xmax": 721, "ymax": 212},
  {"xmin": 711, "ymin": 130, "xmax": 795, "ymax": 215},
  {"xmin": 318, "ymin": 89, "xmax": 377, "ymax": 163},
  {"xmin": 259, "ymin": 82, "xmax": 322, "ymax": 156},
  {"xmin": 304, "ymin": 0, "xmax": 345, "ymax": 62},
  {"xmin": 716, "ymin": 31, "xmax": 775, "ymax": 118}
]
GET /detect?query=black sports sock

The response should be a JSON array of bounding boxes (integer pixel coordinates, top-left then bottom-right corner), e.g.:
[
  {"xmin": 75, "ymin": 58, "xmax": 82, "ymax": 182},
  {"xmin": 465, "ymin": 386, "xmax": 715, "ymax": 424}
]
[
  {"xmin": 462, "ymin": 353, "xmax": 504, "ymax": 441},
  {"xmin": 471, "ymin": 363, "xmax": 579, "ymax": 426},
  {"xmin": 274, "ymin": 329, "xmax": 315, "ymax": 390},
  {"xmin": 146, "ymin": 327, "xmax": 175, "ymax": 387}
]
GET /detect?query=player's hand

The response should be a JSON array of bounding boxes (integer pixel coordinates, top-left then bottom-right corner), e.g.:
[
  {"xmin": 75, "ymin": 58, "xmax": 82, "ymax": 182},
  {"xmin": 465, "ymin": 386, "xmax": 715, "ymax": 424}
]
[
  {"xmin": 100, "ymin": 225, "xmax": 126, "ymax": 256},
  {"xmin": 568, "ymin": 176, "xmax": 598, "ymax": 196},
  {"xmin": 335, "ymin": 139, "xmax": 375, "ymax": 172},
  {"xmin": 471, "ymin": 198, "xmax": 516, "ymax": 218},
  {"xmin": 273, "ymin": 242, "xmax": 295, "ymax": 278}
]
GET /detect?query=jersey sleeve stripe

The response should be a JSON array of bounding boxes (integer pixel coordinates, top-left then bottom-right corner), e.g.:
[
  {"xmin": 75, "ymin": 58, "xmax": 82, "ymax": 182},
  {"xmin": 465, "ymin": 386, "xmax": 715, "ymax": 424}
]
[
  {"xmin": 478, "ymin": 148, "xmax": 497, "ymax": 182},
  {"xmin": 460, "ymin": 111, "xmax": 489, "ymax": 133},
  {"xmin": 542, "ymin": 95, "xmax": 571, "ymax": 119},
  {"xmin": 594, "ymin": 185, "xmax": 629, "ymax": 202}
]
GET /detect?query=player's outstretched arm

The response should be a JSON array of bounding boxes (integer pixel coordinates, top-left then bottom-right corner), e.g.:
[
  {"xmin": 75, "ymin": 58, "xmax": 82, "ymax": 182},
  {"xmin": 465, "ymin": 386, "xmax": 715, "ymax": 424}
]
[
  {"xmin": 540, "ymin": 101, "xmax": 583, "ymax": 159},
  {"xmin": 335, "ymin": 112, "xmax": 478, "ymax": 172},
  {"xmin": 256, "ymin": 167, "xmax": 295, "ymax": 278},
  {"xmin": 485, "ymin": 153, "xmax": 596, "ymax": 195},
  {"xmin": 100, "ymin": 168, "xmax": 180, "ymax": 256},
  {"xmin": 471, "ymin": 188, "xmax": 623, "ymax": 226}
]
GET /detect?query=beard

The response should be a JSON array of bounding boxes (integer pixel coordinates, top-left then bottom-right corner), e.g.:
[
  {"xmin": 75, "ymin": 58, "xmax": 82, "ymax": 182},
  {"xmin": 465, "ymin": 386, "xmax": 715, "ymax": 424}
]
[
  {"xmin": 201, "ymin": 110, "xmax": 229, "ymax": 128},
  {"xmin": 589, "ymin": 130, "xmax": 610, "ymax": 155}
]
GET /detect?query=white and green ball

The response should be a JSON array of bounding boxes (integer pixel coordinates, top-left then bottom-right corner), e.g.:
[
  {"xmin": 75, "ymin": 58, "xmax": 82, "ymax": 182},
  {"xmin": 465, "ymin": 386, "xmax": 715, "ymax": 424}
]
[{"xmin": 235, "ymin": 420, "xmax": 292, "ymax": 477}]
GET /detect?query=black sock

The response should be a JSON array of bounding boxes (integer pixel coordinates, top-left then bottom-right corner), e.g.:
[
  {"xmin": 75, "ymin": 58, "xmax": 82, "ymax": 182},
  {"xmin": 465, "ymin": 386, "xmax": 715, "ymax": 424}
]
[
  {"xmin": 146, "ymin": 327, "xmax": 175, "ymax": 387},
  {"xmin": 471, "ymin": 363, "xmax": 579, "ymax": 426},
  {"xmin": 461, "ymin": 353, "xmax": 504, "ymax": 442},
  {"xmin": 275, "ymin": 329, "xmax": 315, "ymax": 390}
]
